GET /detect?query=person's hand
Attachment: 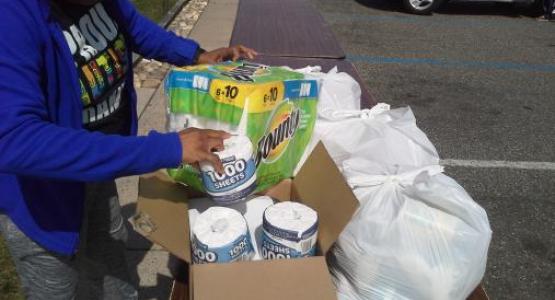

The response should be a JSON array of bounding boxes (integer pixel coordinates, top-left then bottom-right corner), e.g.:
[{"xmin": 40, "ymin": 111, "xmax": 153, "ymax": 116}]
[
  {"xmin": 197, "ymin": 45, "xmax": 258, "ymax": 64},
  {"xmin": 178, "ymin": 128, "xmax": 231, "ymax": 173}
]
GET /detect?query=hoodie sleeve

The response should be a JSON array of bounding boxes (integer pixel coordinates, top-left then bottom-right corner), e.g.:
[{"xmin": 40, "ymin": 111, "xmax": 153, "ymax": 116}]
[
  {"xmin": 0, "ymin": 1, "xmax": 182, "ymax": 182},
  {"xmin": 109, "ymin": 0, "xmax": 201, "ymax": 66}
]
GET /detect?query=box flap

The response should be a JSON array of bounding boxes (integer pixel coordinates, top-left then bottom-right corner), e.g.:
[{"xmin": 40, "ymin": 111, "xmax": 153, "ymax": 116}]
[
  {"xmin": 192, "ymin": 257, "xmax": 336, "ymax": 300},
  {"xmin": 135, "ymin": 171, "xmax": 193, "ymax": 263},
  {"xmin": 292, "ymin": 142, "xmax": 359, "ymax": 254},
  {"xmin": 257, "ymin": 179, "xmax": 292, "ymax": 202},
  {"xmin": 189, "ymin": 265, "xmax": 194, "ymax": 300},
  {"xmin": 467, "ymin": 285, "xmax": 489, "ymax": 300},
  {"xmin": 170, "ymin": 280, "xmax": 189, "ymax": 300}
]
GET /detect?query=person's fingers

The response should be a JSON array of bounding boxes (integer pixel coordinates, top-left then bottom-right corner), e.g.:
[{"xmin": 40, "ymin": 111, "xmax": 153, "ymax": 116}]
[
  {"xmin": 203, "ymin": 152, "xmax": 224, "ymax": 174},
  {"xmin": 212, "ymin": 48, "xmax": 229, "ymax": 62},
  {"xmin": 238, "ymin": 47, "xmax": 252, "ymax": 60},
  {"xmin": 204, "ymin": 129, "xmax": 231, "ymax": 139},
  {"xmin": 216, "ymin": 52, "xmax": 225, "ymax": 63},
  {"xmin": 231, "ymin": 46, "xmax": 243, "ymax": 61},
  {"xmin": 202, "ymin": 46, "xmax": 257, "ymax": 63},
  {"xmin": 207, "ymin": 137, "xmax": 225, "ymax": 152},
  {"xmin": 241, "ymin": 45, "xmax": 257, "ymax": 57},
  {"xmin": 239, "ymin": 45, "xmax": 257, "ymax": 59}
]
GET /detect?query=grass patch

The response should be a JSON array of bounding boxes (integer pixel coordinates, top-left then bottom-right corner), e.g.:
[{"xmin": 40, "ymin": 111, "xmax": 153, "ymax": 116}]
[
  {"xmin": 132, "ymin": 0, "xmax": 179, "ymax": 23},
  {"xmin": 0, "ymin": 235, "xmax": 23, "ymax": 300}
]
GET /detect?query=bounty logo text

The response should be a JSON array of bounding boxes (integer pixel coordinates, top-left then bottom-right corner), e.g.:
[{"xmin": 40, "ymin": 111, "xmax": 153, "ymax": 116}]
[
  {"xmin": 255, "ymin": 103, "xmax": 301, "ymax": 166},
  {"xmin": 220, "ymin": 62, "xmax": 268, "ymax": 82}
]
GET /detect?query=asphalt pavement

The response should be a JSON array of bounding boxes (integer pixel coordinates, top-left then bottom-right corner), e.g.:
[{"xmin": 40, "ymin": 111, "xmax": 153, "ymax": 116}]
[{"xmin": 312, "ymin": 0, "xmax": 555, "ymax": 299}]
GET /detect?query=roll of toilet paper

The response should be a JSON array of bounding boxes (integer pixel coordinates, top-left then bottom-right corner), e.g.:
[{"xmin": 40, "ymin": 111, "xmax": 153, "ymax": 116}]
[
  {"xmin": 191, "ymin": 207, "xmax": 253, "ymax": 264},
  {"xmin": 200, "ymin": 135, "xmax": 257, "ymax": 205},
  {"xmin": 261, "ymin": 201, "xmax": 318, "ymax": 259}
]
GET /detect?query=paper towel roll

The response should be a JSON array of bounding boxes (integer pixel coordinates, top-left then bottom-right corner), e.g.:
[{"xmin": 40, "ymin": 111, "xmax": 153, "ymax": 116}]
[
  {"xmin": 261, "ymin": 201, "xmax": 318, "ymax": 259},
  {"xmin": 191, "ymin": 207, "xmax": 253, "ymax": 264},
  {"xmin": 200, "ymin": 135, "xmax": 257, "ymax": 205},
  {"xmin": 168, "ymin": 114, "xmax": 236, "ymax": 132}
]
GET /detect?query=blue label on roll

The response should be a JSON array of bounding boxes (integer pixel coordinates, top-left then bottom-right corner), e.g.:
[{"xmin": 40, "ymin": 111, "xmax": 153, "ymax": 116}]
[
  {"xmin": 191, "ymin": 232, "xmax": 253, "ymax": 264},
  {"xmin": 211, "ymin": 181, "xmax": 257, "ymax": 205},
  {"xmin": 201, "ymin": 157, "xmax": 257, "ymax": 200},
  {"xmin": 261, "ymin": 230, "xmax": 316, "ymax": 260},
  {"xmin": 262, "ymin": 211, "xmax": 318, "ymax": 242}
]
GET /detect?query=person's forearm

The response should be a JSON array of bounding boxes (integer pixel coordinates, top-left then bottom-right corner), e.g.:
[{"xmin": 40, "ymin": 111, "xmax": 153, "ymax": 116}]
[{"xmin": 0, "ymin": 120, "xmax": 182, "ymax": 181}]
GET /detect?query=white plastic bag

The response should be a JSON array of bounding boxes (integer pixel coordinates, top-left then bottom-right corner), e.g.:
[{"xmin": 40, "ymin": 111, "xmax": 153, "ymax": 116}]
[
  {"xmin": 293, "ymin": 65, "xmax": 491, "ymax": 300},
  {"xmin": 293, "ymin": 66, "xmax": 439, "ymax": 177},
  {"xmin": 293, "ymin": 66, "xmax": 363, "ymax": 174},
  {"xmin": 329, "ymin": 165, "xmax": 492, "ymax": 300},
  {"xmin": 300, "ymin": 66, "xmax": 362, "ymax": 118},
  {"xmin": 290, "ymin": 65, "xmax": 362, "ymax": 116},
  {"xmin": 297, "ymin": 105, "xmax": 440, "ymax": 185}
]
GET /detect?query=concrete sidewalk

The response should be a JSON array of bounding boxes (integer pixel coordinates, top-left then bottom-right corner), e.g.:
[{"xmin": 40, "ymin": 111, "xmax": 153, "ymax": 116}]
[{"xmin": 116, "ymin": 0, "xmax": 239, "ymax": 298}]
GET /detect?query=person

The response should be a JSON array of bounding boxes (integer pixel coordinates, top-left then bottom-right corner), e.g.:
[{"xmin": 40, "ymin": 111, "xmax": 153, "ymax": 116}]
[
  {"xmin": 0, "ymin": 0, "xmax": 257, "ymax": 298},
  {"xmin": 545, "ymin": 0, "xmax": 555, "ymax": 20},
  {"xmin": 538, "ymin": 0, "xmax": 555, "ymax": 20}
]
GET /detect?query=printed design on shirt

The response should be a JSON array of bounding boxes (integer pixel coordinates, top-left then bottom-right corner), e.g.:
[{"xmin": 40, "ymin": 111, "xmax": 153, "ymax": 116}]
[
  {"xmin": 82, "ymin": 85, "xmax": 124, "ymax": 124},
  {"xmin": 61, "ymin": 2, "xmax": 128, "ymax": 125}
]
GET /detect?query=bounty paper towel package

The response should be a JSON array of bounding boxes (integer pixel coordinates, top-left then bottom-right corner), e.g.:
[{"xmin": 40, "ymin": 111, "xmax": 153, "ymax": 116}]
[
  {"xmin": 166, "ymin": 61, "xmax": 318, "ymax": 194},
  {"xmin": 261, "ymin": 201, "xmax": 318, "ymax": 259},
  {"xmin": 191, "ymin": 207, "xmax": 253, "ymax": 264}
]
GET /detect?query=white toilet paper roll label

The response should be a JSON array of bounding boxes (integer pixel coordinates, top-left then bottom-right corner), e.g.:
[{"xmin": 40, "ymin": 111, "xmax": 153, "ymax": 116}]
[
  {"xmin": 191, "ymin": 207, "xmax": 253, "ymax": 264},
  {"xmin": 200, "ymin": 135, "xmax": 257, "ymax": 205},
  {"xmin": 192, "ymin": 232, "xmax": 253, "ymax": 264},
  {"xmin": 261, "ymin": 202, "xmax": 318, "ymax": 259}
]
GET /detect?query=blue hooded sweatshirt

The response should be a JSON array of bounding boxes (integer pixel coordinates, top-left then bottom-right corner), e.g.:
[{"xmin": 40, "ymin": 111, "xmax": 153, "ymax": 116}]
[{"xmin": 0, "ymin": 0, "xmax": 199, "ymax": 255}]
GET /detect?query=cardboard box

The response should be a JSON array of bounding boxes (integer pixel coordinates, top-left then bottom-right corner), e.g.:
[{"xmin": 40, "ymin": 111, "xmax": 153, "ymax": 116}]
[
  {"xmin": 169, "ymin": 279, "xmax": 489, "ymax": 300},
  {"xmin": 135, "ymin": 142, "xmax": 358, "ymax": 300},
  {"xmin": 135, "ymin": 142, "xmax": 490, "ymax": 300}
]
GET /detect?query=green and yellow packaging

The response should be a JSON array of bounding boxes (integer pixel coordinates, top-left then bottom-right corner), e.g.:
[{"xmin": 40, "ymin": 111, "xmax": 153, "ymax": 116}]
[{"xmin": 165, "ymin": 61, "xmax": 319, "ymax": 193}]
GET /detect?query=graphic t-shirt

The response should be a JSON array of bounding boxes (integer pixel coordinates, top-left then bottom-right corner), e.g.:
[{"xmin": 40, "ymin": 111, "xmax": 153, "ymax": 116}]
[{"xmin": 52, "ymin": 1, "xmax": 131, "ymax": 134}]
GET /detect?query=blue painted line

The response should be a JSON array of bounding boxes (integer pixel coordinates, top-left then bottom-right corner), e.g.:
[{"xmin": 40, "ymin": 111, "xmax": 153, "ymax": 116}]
[{"xmin": 347, "ymin": 54, "xmax": 555, "ymax": 73}]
